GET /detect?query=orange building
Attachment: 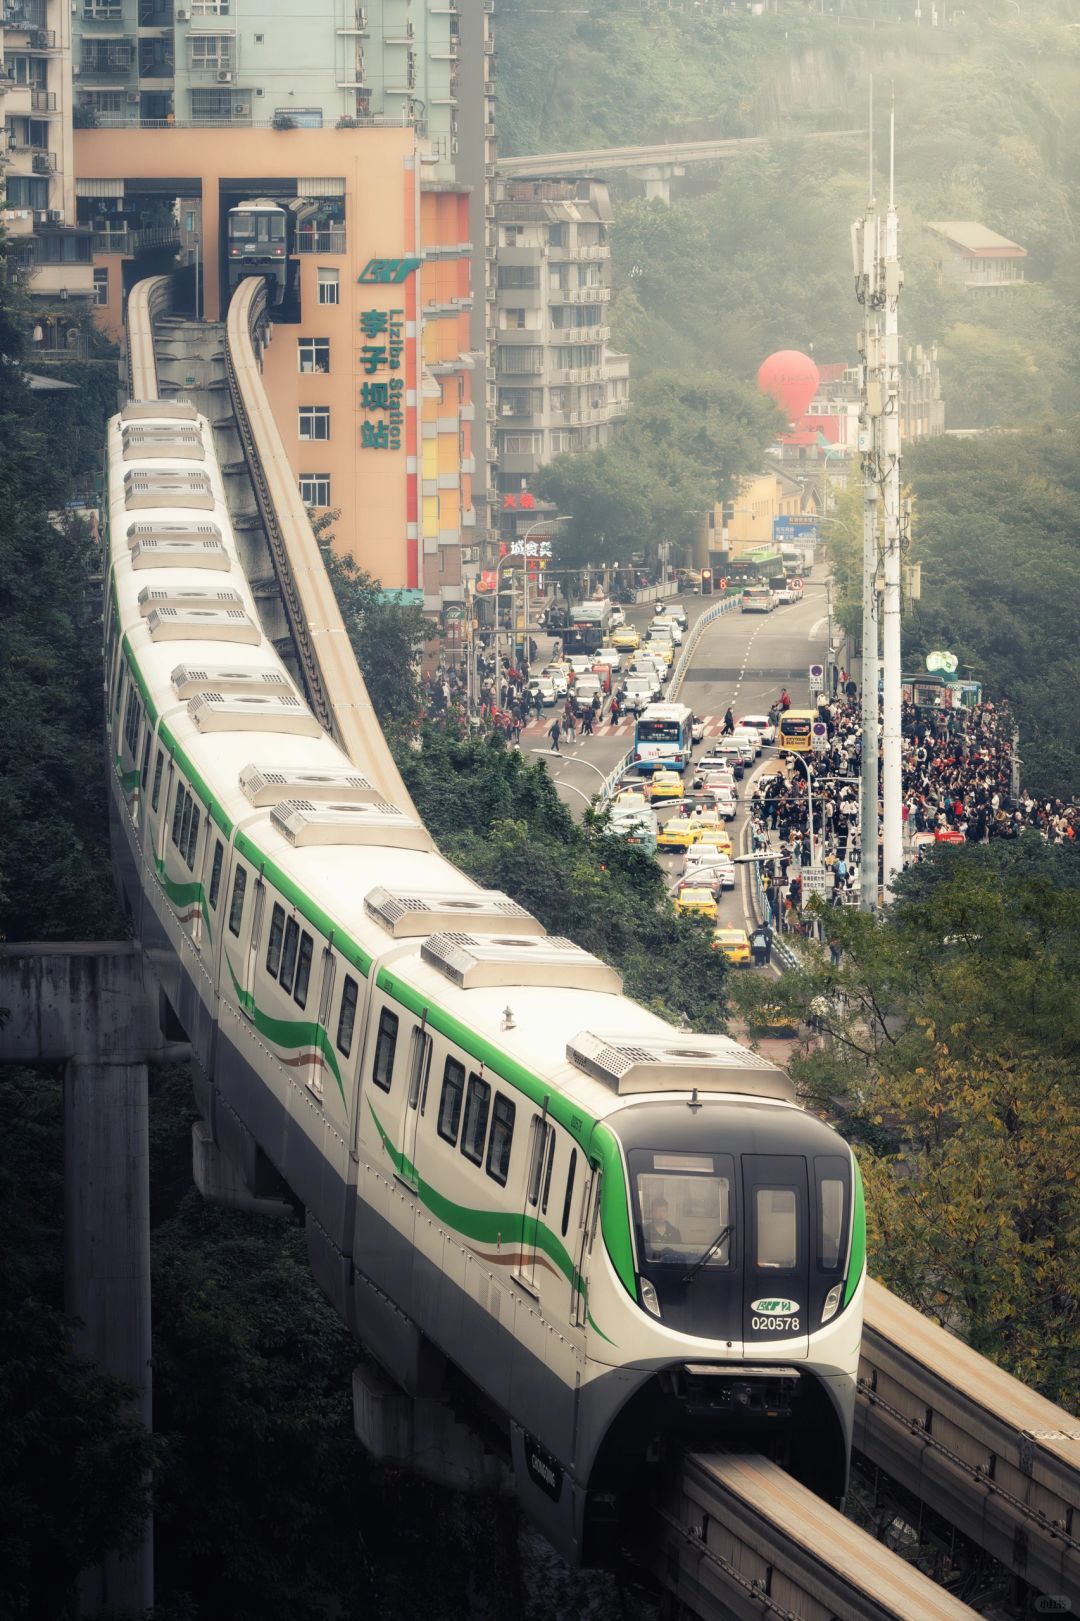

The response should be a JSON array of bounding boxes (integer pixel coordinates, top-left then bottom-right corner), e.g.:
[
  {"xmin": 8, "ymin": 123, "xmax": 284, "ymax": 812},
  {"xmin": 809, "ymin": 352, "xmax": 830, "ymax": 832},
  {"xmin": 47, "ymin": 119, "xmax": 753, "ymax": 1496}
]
[{"xmin": 76, "ymin": 125, "xmax": 473, "ymax": 609}]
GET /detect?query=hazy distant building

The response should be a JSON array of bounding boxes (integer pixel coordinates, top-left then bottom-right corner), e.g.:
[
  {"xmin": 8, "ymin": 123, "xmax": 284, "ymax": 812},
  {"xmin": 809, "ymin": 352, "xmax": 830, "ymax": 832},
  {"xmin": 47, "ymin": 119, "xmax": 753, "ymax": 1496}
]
[
  {"xmin": 493, "ymin": 176, "xmax": 629, "ymax": 492},
  {"xmin": 926, "ymin": 221, "xmax": 1027, "ymax": 294}
]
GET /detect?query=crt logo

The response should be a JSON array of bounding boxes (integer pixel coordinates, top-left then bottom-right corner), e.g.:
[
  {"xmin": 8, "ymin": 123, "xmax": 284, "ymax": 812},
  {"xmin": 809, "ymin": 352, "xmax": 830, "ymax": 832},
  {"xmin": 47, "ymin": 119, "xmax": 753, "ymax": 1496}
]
[{"xmin": 751, "ymin": 1298, "xmax": 799, "ymax": 1316}]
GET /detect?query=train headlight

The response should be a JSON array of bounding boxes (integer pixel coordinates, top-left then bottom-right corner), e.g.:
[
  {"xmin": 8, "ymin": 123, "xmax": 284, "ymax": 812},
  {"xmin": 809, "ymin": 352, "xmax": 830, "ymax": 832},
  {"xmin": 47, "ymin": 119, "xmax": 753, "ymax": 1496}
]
[
  {"xmin": 640, "ymin": 1278, "xmax": 661, "ymax": 1319},
  {"xmin": 821, "ymin": 1282, "xmax": 843, "ymax": 1325}
]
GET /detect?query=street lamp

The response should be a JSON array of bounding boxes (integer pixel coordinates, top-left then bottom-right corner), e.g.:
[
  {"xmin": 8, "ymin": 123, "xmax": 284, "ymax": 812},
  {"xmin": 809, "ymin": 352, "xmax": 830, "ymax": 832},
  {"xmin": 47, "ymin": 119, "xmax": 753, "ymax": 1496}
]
[
  {"xmin": 520, "ymin": 516, "xmax": 572, "ymax": 670},
  {"xmin": 529, "ymin": 749, "xmax": 608, "ymax": 786},
  {"xmin": 785, "ymin": 750, "xmax": 818, "ymax": 868}
]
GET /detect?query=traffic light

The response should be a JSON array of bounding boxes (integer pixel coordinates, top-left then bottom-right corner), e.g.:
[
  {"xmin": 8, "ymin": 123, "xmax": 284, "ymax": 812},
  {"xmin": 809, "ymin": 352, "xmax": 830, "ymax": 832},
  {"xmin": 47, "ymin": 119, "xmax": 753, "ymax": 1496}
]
[{"xmin": 700, "ymin": 569, "xmax": 713, "ymax": 595}]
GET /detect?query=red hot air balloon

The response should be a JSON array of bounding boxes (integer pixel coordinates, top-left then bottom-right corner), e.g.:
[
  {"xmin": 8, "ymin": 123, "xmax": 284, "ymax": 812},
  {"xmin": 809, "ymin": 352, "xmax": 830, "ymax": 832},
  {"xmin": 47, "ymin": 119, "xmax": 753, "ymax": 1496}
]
[{"xmin": 757, "ymin": 350, "xmax": 820, "ymax": 425}]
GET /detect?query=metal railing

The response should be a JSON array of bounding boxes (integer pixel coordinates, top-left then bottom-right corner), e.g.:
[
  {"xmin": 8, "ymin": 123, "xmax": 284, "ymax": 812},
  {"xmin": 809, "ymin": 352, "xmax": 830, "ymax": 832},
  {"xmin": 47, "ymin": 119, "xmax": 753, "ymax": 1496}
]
[
  {"xmin": 667, "ymin": 591, "xmax": 743, "ymax": 701},
  {"xmin": 295, "ymin": 229, "xmax": 345, "ymax": 254}
]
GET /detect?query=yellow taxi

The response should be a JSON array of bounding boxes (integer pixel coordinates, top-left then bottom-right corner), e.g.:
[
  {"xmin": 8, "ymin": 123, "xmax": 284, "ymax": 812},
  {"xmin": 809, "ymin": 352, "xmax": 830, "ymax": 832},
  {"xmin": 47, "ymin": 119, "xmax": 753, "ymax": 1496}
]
[
  {"xmin": 612, "ymin": 788, "xmax": 650, "ymax": 814},
  {"xmin": 656, "ymin": 816, "xmax": 704, "ymax": 850},
  {"xmin": 612, "ymin": 625, "xmax": 641, "ymax": 652},
  {"xmin": 649, "ymin": 640, "xmax": 674, "ymax": 669},
  {"xmin": 675, "ymin": 886, "xmax": 718, "ymax": 921},
  {"xmin": 712, "ymin": 927, "xmax": 752, "ymax": 966},
  {"xmin": 648, "ymin": 769, "xmax": 684, "ymax": 801},
  {"xmin": 697, "ymin": 826, "xmax": 733, "ymax": 855}
]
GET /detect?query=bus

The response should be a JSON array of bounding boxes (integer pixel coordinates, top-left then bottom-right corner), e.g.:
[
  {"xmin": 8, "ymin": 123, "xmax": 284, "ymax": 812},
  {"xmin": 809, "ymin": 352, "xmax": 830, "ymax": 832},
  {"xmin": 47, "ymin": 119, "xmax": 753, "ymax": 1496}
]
[
  {"xmin": 741, "ymin": 585, "xmax": 775, "ymax": 614},
  {"xmin": 634, "ymin": 702, "xmax": 696, "ymax": 775},
  {"xmin": 565, "ymin": 598, "xmax": 612, "ymax": 654},
  {"xmin": 777, "ymin": 708, "xmax": 817, "ymax": 754}
]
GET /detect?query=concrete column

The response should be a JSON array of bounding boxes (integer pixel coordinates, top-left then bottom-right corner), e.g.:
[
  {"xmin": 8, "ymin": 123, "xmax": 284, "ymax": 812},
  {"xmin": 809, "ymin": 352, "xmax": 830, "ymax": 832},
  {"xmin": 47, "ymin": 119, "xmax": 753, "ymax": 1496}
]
[{"xmin": 64, "ymin": 1059, "xmax": 154, "ymax": 1620}]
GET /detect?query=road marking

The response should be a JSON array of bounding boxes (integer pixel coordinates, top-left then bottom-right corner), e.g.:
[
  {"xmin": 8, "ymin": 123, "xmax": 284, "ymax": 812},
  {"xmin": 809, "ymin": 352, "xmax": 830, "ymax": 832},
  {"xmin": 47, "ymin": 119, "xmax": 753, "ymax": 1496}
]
[{"xmin": 809, "ymin": 617, "xmax": 827, "ymax": 638}]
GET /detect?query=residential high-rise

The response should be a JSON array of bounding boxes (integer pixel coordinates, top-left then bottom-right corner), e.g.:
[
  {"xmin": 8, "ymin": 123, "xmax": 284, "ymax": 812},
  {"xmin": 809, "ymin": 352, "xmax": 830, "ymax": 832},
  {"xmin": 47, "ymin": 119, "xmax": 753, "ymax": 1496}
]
[
  {"xmin": 2, "ymin": 0, "xmax": 94, "ymax": 311},
  {"xmin": 493, "ymin": 177, "xmax": 629, "ymax": 493}
]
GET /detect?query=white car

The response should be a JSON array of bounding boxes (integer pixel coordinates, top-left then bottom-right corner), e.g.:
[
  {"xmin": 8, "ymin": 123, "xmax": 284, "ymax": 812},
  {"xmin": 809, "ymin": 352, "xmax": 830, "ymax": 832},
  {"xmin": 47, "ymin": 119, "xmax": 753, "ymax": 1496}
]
[
  {"xmin": 608, "ymin": 605, "xmax": 626, "ymax": 628},
  {"xmin": 691, "ymin": 715, "xmax": 705, "ymax": 744},
  {"xmin": 593, "ymin": 646, "xmax": 623, "ymax": 671},
  {"xmin": 622, "ymin": 675, "xmax": 661, "ymax": 710},
  {"xmin": 731, "ymin": 725, "xmax": 762, "ymax": 758},
  {"xmin": 567, "ymin": 655, "xmax": 594, "ymax": 677},
  {"xmin": 738, "ymin": 713, "xmax": 777, "ymax": 746},
  {"xmin": 710, "ymin": 787, "xmax": 738, "ymax": 820},
  {"xmin": 542, "ymin": 665, "xmax": 569, "ymax": 698},
  {"xmin": 700, "ymin": 766, "xmax": 738, "ymax": 796},
  {"xmin": 656, "ymin": 601, "xmax": 689, "ymax": 630},
  {"xmin": 528, "ymin": 674, "xmax": 557, "ymax": 707}
]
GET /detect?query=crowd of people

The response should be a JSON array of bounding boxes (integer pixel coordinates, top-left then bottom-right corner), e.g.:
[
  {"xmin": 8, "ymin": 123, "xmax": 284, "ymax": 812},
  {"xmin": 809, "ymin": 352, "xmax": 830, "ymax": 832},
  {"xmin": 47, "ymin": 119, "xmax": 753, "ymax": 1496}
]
[{"xmin": 745, "ymin": 687, "xmax": 1076, "ymax": 932}]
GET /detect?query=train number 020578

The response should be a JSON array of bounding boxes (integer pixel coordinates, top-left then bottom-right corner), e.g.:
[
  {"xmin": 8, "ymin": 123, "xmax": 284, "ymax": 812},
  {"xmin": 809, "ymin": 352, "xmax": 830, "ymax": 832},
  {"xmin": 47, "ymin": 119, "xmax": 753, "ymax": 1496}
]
[{"xmin": 752, "ymin": 1315, "xmax": 800, "ymax": 1332}]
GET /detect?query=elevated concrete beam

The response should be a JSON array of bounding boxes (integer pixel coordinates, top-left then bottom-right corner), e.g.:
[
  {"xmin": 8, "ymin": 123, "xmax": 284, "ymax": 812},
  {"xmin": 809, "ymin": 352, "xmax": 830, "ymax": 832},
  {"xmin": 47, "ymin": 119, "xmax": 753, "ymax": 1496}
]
[{"xmin": 0, "ymin": 941, "xmax": 190, "ymax": 1066}]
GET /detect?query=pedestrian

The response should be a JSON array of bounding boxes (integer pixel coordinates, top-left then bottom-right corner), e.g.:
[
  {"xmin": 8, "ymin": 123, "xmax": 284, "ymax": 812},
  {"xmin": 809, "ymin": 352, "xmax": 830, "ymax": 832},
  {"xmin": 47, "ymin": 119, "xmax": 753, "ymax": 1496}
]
[
  {"xmin": 751, "ymin": 926, "xmax": 768, "ymax": 969},
  {"xmin": 548, "ymin": 719, "xmax": 561, "ymax": 753},
  {"xmin": 610, "ymin": 694, "xmax": 622, "ymax": 728},
  {"xmin": 581, "ymin": 708, "xmax": 594, "ymax": 736},
  {"xmin": 762, "ymin": 923, "xmax": 773, "ymax": 965},
  {"xmin": 722, "ymin": 707, "xmax": 735, "ymax": 735}
]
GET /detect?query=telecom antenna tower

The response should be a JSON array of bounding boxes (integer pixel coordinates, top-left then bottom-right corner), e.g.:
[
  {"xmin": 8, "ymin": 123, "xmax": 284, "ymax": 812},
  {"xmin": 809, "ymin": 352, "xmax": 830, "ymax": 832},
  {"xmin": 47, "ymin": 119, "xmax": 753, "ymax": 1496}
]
[{"xmin": 851, "ymin": 86, "xmax": 904, "ymax": 909}]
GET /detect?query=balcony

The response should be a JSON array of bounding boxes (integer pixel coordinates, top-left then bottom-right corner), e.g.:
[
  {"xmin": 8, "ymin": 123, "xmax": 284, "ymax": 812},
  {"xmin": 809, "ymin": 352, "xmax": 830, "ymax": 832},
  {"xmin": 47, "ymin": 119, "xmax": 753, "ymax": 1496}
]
[
  {"xmin": 494, "ymin": 324, "xmax": 544, "ymax": 344},
  {"xmin": 80, "ymin": 54, "xmax": 136, "ymax": 78},
  {"xmin": 295, "ymin": 228, "xmax": 346, "ymax": 254},
  {"xmin": 1, "ymin": 207, "xmax": 35, "ymax": 236},
  {"xmin": 548, "ymin": 283, "xmax": 610, "ymax": 304},
  {"xmin": 31, "ymin": 88, "xmax": 57, "ymax": 111},
  {"xmin": 495, "ymin": 283, "xmax": 542, "ymax": 309},
  {"xmin": 549, "ymin": 323, "xmax": 609, "ymax": 345},
  {"xmin": 548, "ymin": 241, "xmax": 610, "ymax": 263},
  {"xmin": 32, "ymin": 150, "xmax": 56, "ymax": 173}
]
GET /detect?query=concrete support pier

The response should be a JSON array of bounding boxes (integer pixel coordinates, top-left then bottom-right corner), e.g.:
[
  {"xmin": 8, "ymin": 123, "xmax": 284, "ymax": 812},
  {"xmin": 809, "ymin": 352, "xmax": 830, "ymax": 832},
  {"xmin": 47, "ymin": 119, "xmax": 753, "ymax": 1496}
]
[{"xmin": 0, "ymin": 943, "xmax": 190, "ymax": 1619}]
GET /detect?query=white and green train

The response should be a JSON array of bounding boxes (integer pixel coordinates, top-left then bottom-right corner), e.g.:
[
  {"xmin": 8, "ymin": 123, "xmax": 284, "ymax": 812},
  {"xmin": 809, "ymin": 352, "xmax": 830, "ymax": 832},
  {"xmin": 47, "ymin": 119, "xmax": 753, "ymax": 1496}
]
[{"xmin": 103, "ymin": 401, "xmax": 865, "ymax": 1565}]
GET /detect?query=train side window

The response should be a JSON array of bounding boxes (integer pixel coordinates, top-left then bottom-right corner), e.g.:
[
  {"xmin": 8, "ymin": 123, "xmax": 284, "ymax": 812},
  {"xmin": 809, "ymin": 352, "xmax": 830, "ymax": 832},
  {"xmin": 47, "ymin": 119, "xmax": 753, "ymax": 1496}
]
[
  {"xmin": 372, "ymin": 1009, "xmax": 399, "ymax": 1093},
  {"xmin": 265, "ymin": 903, "xmax": 285, "ymax": 978},
  {"xmin": 540, "ymin": 1128, "xmax": 557, "ymax": 1215},
  {"xmin": 437, "ymin": 1058, "xmax": 465, "ymax": 1144},
  {"xmin": 527, "ymin": 1119, "xmax": 554, "ymax": 1207},
  {"xmin": 561, "ymin": 1149, "xmax": 578, "ymax": 1238},
  {"xmin": 123, "ymin": 686, "xmax": 141, "ymax": 758},
  {"xmin": 486, "ymin": 1093, "xmax": 515, "ymax": 1187},
  {"xmin": 408, "ymin": 1027, "xmax": 433, "ymax": 1111},
  {"xmin": 208, "ymin": 840, "xmax": 224, "ymax": 908},
  {"xmin": 185, "ymin": 804, "xmax": 200, "ymax": 871},
  {"xmin": 171, "ymin": 782, "xmax": 186, "ymax": 850},
  {"xmin": 227, "ymin": 865, "xmax": 247, "ymax": 938},
  {"xmin": 178, "ymin": 792, "xmax": 193, "ymax": 861},
  {"xmin": 336, "ymin": 975, "xmax": 358, "ymax": 1057},
  {"xmin": 293, "ymin": 931, "xmax": 314, "ymax": 1009},
  {"xmin": 151, "ymin": 750, "xmax": 165, "ymax": 812},
  {"xmin": 460, "ymin": 1074, "xmax": 491, "ymax": 1168},
  {"xmin": 278, "ymin": 917, "xmax": 300, "ymax": 992},
  {"xmin": 140, "ymin": 730, "xmax": 152, "ymax": 789}
]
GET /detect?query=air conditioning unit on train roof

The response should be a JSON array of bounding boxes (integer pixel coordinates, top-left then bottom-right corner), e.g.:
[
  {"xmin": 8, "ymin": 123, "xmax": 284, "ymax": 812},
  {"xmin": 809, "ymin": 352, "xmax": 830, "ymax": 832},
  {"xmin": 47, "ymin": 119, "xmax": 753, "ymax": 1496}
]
[
  {"xmin": 239, "ymin": 763, "xmax": 378, "ymax": 807},
  {"xmin": 365, "ymin": 886, "xmax": 543, "ymax": 939},
  {"xmin": 188, "ymin": 692, "xmax": 322, "ymax": 738},
  {"xmin": 130, "ymin": 537, "xmax": 230, "ymax": 572},
  {"xmin": 145, "ymin": 607, "xmax": 261, "ymax": 645},
  {"xmin": 565, "ymin": 1030, "xmax": 794, "ymax": 1101},
  {"xmin": 271, "ymin": 799, "xmax": 430, "ymax": 852},
  {"xmin": 137, "ymin": 585, "xmax": 241, "ymax": 616},
  {"xmin": 420, "ymin": 933, "xmax": 621, "ymax": 994},
  {"xmin": 173, "ymin": 666, "xmax": 293, "ymax": 701}
]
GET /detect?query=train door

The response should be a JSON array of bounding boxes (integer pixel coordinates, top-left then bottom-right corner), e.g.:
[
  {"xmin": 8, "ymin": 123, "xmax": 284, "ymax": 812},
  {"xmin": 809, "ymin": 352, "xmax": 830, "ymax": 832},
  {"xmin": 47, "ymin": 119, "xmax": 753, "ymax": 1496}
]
[
  {"xmin": 309, "ymin": 943, "xmax": 336, "ymax": 1101},
  {"xmin": 242, "ymin": 876, "xmax": 265, "ymax": 1013},
  {"xmin": 741, "ymin": 1155, "xmax": 810, "ymax": 1356},
  {"xmin": 570, "ymin": 1163, "xmax": 600, "ymax": 1332},
  {"xmin": 400, "ymin": 1017, "xmax": 433, "ymax": 1189}
]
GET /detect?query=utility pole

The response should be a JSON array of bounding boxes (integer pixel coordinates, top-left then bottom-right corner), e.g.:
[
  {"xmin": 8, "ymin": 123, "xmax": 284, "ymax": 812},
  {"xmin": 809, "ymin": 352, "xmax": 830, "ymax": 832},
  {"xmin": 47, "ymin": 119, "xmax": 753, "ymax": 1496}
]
[{"xmin": 851, "ymin": 83, "xmax": 903, "ymax": 908}]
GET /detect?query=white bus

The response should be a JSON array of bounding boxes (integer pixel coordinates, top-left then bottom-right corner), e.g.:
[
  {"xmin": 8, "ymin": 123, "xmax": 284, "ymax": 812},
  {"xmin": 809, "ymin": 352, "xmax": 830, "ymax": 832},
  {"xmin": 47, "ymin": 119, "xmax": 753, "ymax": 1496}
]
[{"xmin": 634, "ymin": 702, "xmax": 695, "ymax": 775}]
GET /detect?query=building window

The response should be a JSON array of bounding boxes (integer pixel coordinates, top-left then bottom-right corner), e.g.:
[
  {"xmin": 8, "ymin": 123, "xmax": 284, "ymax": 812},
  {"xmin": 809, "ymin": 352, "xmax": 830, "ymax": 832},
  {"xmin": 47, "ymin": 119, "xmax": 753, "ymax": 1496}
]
[
  {"xmin": 548, "ymin": 223, "xmax": 564, "ymax": 247},
  {"xmin": 298, "ymin": 406, "xmax": 330, "ymax": 441},
  {"xmin": 4, "ymin": 176, "xmax": 48, "ymax": 209},
  {"xmin": 317, "ymin": 267, "xmax": 339, "ymax": 305},
  {"xmin": 299, "ymin": 474, "xmax": 331, "ymax": 507},
  {"xmin": 298, "ymin": 337, "xmax": 330, "ymax": 373},
  {"xmin": 497, "ymin": 265, "xmax": 538, "ymax": 289},
  {"xmin": 189, "ymin": 33, "xmax": 233, "ymax": 70},
  {"xmin": 192, "ymin": 0, "xmax": 231, "ymax": 12},
  {"xmin": 93, "ymin": 267, "xmax": 109, "ymax": 307},
  {"xmin": 84, "ymin": 91, "xmax": 124, "ymax": 117},
  {"xmin": 499, "ymin": 432, "xmax": 542, "ymax": 455},
  {"xmin": 189, "ymin": 87, "xmax": 232, "ymax": 121}
]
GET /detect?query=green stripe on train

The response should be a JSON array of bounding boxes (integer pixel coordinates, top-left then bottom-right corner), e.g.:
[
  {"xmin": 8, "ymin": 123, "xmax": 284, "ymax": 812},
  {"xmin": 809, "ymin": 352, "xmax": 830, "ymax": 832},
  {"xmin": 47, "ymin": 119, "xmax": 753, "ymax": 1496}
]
[
  {"xmin": 376, "ymin": 968, "xmax": 638, "ymax": 1302},
  {"xmin": 368, "ymin": 1103, "xmax": 615, "ymax": 1346},
  {"xmin": 225, "ymin": 953, "xmax": 346, "ymax": 1109},
  {"xmin": 844, "ymin": 1154, "xmax": 866, "ymax": 1308}
]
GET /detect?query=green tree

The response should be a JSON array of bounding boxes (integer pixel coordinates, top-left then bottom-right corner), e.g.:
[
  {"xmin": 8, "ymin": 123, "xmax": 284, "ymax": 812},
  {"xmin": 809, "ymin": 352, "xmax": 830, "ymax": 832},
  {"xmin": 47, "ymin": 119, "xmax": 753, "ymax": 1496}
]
[{"xmin": 324, "ymin": 547, "xmax": 433, "ymax": 732}]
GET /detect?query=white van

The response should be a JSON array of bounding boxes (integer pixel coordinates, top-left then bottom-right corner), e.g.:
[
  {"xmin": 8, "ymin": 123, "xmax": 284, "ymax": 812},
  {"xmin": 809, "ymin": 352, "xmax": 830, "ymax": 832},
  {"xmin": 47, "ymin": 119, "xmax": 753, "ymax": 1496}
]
[{"xmin": 648, "ymin": 617, "xmax": 682, "ymax": 647}]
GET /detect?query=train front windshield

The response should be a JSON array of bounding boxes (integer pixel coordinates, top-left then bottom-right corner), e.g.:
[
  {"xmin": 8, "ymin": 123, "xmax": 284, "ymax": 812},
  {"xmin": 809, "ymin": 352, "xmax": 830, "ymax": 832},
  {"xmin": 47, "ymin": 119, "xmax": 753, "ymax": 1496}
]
[{"xmin": 230, "ymin": 213, "xmax": 285, "ymax": 244}]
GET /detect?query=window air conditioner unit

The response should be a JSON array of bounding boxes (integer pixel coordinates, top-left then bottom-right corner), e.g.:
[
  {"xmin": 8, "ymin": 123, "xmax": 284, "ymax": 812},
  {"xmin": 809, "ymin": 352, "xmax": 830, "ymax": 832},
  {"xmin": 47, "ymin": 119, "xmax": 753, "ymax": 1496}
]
[
  {"xmin": 217, "ymin": 69, "xmax": 233, "ymax": 82},
  {"xmin": 175, "ymin": 6, "xmax": 188, "ymax": 16},
  {"xmin": 72, "ymin": 63, "xmax": 80, "ymax": 75},
  {"xmin": 48, "ymin": 208, "xmax": 63, "ymax": 223},
  {"xmin": 126, "ymin": 90, "xmax": 139, "ymax": 101},
  {"xmin": 234, "ymin": 101, "xmax": 250, "ymax": 115}
]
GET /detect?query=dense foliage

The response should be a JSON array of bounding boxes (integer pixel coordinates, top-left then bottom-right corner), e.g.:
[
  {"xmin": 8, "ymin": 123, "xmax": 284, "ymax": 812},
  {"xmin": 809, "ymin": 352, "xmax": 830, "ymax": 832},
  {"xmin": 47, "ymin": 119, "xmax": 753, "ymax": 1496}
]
[
  {"xmin": 730, "ymin": 838, "xmax": 1080, "ymax": 1408},
  {"xmin": 397, "ymin": 727, "xmax": 729, "ymax": 1031},
  {"xmin": 534, "ymin": 370, "xmax": 780, "ymax": 566},
  {"xmin": 323, "ymin": 544, "xmax": 432, "ymax": 733}
]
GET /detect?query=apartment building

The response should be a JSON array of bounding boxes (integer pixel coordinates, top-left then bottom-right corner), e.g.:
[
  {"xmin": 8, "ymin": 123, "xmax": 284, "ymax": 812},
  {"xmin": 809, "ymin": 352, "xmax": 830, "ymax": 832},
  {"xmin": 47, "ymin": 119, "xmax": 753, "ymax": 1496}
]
[
  {"xmin": 926, "ymin": 220, "xmax": 1027, "ymax": 294},
  {"xmin": 1, "ymin": 0, "xmax": 94, "ymax": 304},
  {"xmin": 78, "ymin": 123, "xmax": 475, "ymax": 603},
  {"xmin": 493, "ymin": 177, "xmax": 629, "ymax": 494}
]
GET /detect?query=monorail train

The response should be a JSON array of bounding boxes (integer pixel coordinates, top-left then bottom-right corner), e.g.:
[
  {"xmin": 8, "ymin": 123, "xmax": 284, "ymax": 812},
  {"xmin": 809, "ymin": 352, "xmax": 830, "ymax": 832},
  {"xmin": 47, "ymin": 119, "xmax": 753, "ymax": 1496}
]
[
  {"xmin": 225, "ymin": 197, "xmax": 304, "ymax": 305},
  {"xmin": 103, "ymin": 399, "xmax": 866, "ymax": 1566}
]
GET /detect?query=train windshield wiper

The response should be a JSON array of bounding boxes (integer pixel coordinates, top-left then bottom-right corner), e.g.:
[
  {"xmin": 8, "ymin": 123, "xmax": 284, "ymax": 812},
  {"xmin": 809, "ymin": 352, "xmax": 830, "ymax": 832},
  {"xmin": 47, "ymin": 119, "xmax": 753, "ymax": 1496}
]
[{"xmin": 681, "ymin": 1224, "xmax": 732, "ymax": 1286}]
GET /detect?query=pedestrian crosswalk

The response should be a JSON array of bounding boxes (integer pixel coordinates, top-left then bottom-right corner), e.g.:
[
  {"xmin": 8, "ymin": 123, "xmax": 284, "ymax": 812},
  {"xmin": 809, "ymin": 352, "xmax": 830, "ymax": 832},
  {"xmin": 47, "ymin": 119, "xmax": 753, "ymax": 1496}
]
[{"xmin": 517, "ymin": 714, "xmax": 738, "ymax": 740}]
